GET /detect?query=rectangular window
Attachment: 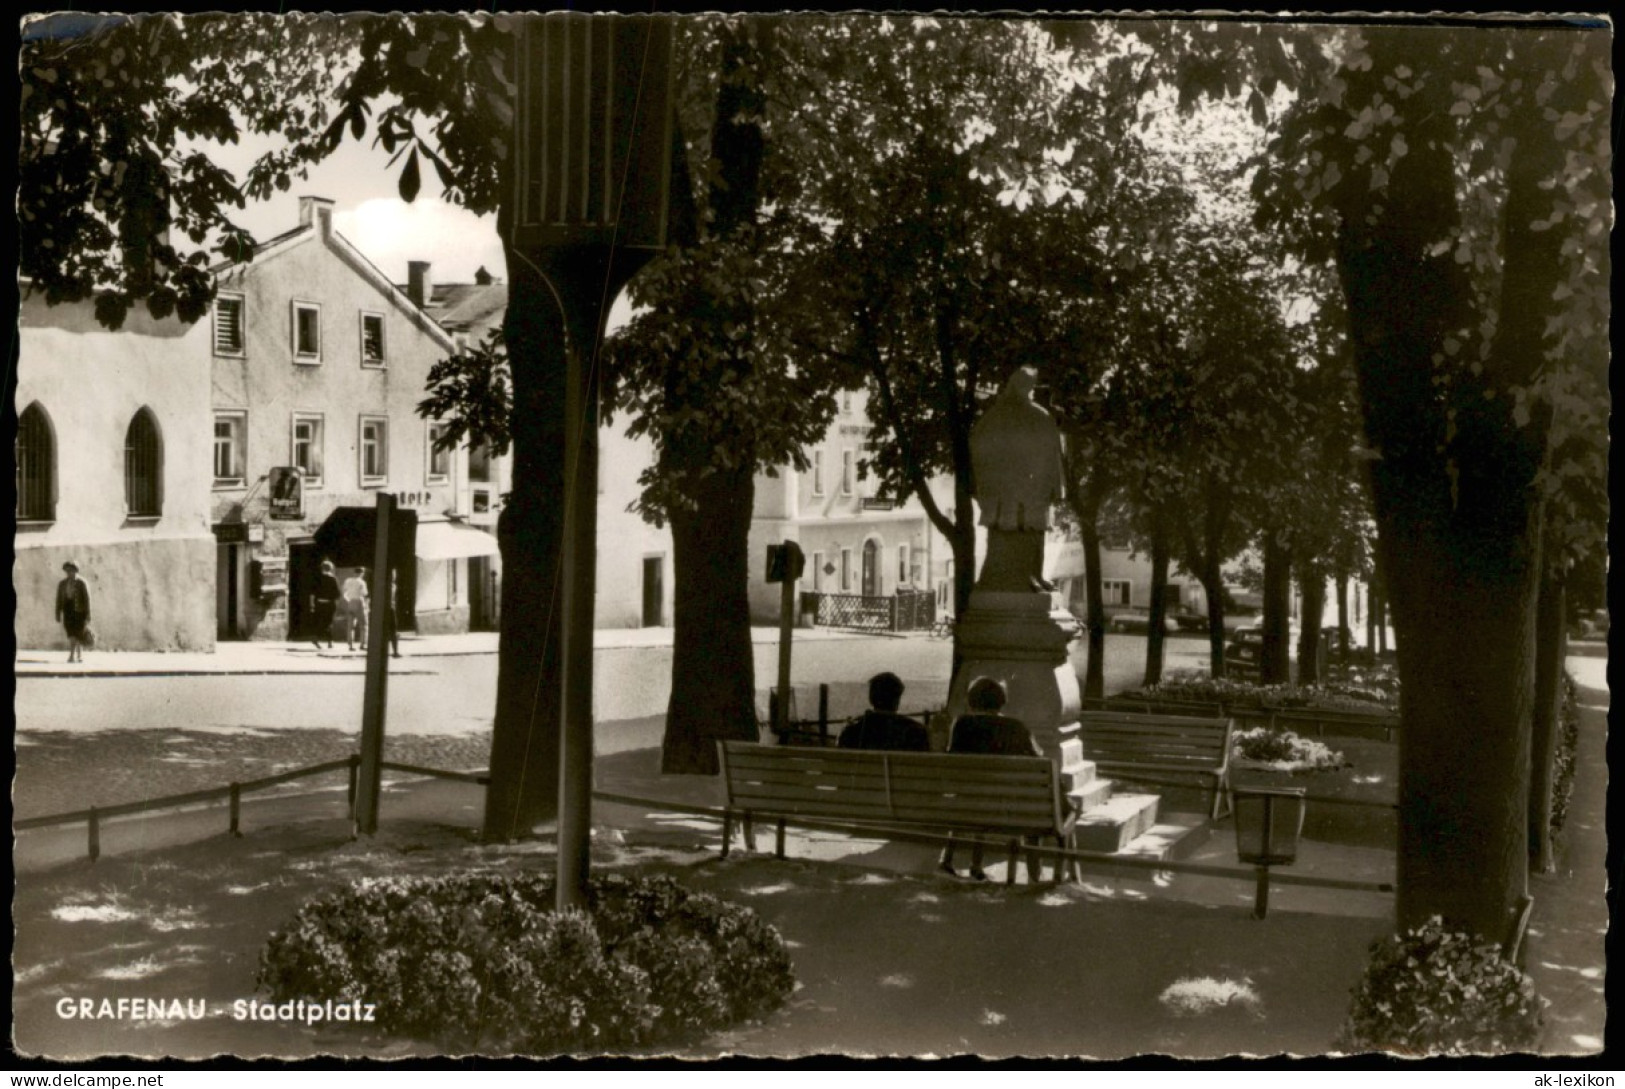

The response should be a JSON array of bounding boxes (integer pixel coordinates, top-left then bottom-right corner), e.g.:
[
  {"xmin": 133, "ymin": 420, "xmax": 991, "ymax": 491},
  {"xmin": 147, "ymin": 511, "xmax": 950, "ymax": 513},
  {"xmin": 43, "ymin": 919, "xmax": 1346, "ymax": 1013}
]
[
  {"xmin": 897, "ymin": 544, "xmax": 910, "ymax": 584},
  {"xmin": 1104, "ymin": 579, "xmax": 1132, "ymax": 607},
  {"xmin": 811, "ymin": 449, "xmax": 824, "ymax": 496},
  {"xmin": 468, "ymin": 441, "xmax": 493, "ymax": 483},
  {"xmin": 291, "ymin": 414, "xmax": 324, "ymax": 487},
  {"xmin": 360, "ymin": 416, "xmax": 388, "ymax": 485},
  {"xmin": 427, "ymin": 423, "xmax": 451, "ymax": 483},
  {"xmin": 360, "ymin": 312, "xmax": 386, "ymax": 367},
  {"xmin": 840, "ymin": 547, "xmax": 852, "ymax": 591},
  {"xmin": 292, "ymin": 301, "xmax": 321, "ymax": 363},
  {"xmin": 811, "ymin": 550, "xmax": 824, "ymax": 592},
  {"xmin": 214, "ymin": 412, "xmax": 246, "ymax": 486},
  {"xmin": 213, "ymin": 294, "xmax": 244, "ymax": 356},
  {"xmin": 841, "ymin": 449, "xmax": 855, "ymax": 497}
]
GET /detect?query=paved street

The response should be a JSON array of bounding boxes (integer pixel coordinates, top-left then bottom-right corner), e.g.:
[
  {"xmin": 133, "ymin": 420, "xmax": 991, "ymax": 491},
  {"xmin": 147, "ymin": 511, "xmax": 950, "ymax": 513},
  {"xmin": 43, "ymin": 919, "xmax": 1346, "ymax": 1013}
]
[{"xmin": 14, "ymin": 627, "xmax": 1218, "ymax": 738}]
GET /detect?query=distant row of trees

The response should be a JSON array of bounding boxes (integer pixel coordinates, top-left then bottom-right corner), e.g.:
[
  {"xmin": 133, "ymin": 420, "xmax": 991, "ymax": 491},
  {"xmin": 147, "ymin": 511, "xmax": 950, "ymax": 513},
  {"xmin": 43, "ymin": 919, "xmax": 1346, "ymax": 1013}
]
[{"xmin": 20, "ymin": 13, "xmax": 1608, "ymax": 948}]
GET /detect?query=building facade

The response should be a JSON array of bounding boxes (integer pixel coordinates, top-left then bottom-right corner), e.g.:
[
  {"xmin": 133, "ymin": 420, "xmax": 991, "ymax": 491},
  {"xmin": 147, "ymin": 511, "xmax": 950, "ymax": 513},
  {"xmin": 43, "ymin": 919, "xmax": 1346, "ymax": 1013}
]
[
  {"xmin": 748, "ymin": 389, "xmax": 940, "ymax": 626},
  {"xmin": 209, "ymin": 197, "xmax": 496, "ymax": 642},
  {"xmin": 15, "ymin": 291, "xmax": 217, "ymax": 651},
  {"xmin": 404, "ymin": 263, "xmax": 674, "ymax": 631}
]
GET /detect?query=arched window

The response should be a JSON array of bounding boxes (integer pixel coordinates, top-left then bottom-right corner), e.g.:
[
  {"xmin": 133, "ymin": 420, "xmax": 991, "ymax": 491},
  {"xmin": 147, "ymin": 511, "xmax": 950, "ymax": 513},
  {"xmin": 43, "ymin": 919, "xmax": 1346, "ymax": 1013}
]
[
  {"xmin": 124, "ymin": 408, "xmax": 163, "ymax": 517},
  {"xmin": 16, "ymin": 401, "xmax": 55, "ymax": 522}
]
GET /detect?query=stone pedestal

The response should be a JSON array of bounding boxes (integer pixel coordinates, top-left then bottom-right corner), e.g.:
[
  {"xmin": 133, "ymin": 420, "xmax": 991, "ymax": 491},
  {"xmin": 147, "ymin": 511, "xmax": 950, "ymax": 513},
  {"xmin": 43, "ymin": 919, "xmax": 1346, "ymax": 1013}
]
[{"xmin": 941, "ymin": 590, "xmax": 1086, "ymax": 779}]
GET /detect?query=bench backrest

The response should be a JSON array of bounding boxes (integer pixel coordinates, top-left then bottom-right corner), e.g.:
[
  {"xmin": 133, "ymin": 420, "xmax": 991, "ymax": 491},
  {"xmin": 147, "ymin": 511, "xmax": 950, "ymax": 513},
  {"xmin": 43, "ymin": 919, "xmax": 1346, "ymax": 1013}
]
[
  {"xmin": 717, "ymin": 741, "xmax": 1066, "ymax": 833},
  {"xmin": 1077, "ymin": 711, "xmax": 1233, "ymax": 771}
]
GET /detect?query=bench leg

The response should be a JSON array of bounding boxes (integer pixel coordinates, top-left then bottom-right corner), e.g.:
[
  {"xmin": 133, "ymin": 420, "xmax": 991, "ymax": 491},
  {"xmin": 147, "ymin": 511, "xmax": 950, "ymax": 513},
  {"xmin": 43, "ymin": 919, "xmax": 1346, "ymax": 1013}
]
[
  {"xmin": 1006, "ymin": 839, "xmax": 1019, "ymax": 886},
  {"xmin": 743, "ymin": 814, "xmax": 755, "ymax": 853},
  {"xmin": 1025, "ymin": 836, "xmax": 1045, "ymax": 885},
  {"xmin": 721, "ymin": 811, "xmax": 733, "ymax": 859},
  {"xmin": 775, "ymin": 818, "xmax": 787, "ymax": 860}
]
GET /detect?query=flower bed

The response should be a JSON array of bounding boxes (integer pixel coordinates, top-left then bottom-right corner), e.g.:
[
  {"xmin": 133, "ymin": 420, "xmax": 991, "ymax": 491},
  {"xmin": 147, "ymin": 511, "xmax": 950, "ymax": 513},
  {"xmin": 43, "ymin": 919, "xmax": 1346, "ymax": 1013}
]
[
  {"xmin": 1133, "ymin": 669, "xmax": 1398, "ymax": 716},
  {"xmin": 1230, "ymin": 727, "xmax": 1348, "ymax": 774}
]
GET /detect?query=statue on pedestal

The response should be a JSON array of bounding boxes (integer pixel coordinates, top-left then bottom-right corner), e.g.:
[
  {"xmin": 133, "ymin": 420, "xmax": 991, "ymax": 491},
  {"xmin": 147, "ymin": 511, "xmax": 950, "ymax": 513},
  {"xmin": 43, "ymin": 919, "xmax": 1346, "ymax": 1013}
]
[{"xmin": 971, "ymin": 366, "xmax": 1064, "ymax": 594}]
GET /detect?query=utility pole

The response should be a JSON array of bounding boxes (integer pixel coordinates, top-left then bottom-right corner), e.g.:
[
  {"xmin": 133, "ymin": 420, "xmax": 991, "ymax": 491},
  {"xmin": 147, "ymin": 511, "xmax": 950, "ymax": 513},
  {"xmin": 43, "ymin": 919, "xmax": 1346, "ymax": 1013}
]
[{"xmin": 354, "ymin": 492, "xmax": 396, "ymax": 835}]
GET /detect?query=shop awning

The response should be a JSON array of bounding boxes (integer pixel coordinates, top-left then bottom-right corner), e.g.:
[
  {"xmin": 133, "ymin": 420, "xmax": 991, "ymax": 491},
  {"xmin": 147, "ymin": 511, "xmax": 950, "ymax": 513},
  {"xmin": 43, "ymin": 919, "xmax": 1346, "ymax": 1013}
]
[{"xmin": 415, "ymin": 519, "xmax": 501, "ymax": 562}]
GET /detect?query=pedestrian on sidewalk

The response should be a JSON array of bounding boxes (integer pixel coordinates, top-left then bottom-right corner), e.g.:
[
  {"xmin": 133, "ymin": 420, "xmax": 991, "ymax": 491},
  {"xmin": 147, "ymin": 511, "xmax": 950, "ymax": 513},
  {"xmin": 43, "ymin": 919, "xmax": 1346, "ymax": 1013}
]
[
  {"xmin": 342, "ymin": 566, "xmax": 371, "ymax": 651},
  {"xmin": 311, "ymin": 559, "xmax": 340, "ymax": 649},
  {"xmin": 54, "ymin": 561, "xmax": 92, "ymax": 663},
  {"xmin": 385, "ymin": 569, "xmax": 402, "ymax": 659}
]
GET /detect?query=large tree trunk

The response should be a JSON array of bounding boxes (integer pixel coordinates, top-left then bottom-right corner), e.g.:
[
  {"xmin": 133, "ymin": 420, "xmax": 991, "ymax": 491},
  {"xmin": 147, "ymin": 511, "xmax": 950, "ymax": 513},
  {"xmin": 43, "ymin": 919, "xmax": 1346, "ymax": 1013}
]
[
  {"xmin": 1339, "ymin": 85, "xmax": 1559, "ymax": 939},
  {"xmin": 1527, "ymin": 559, "xmax": 1566, "ymax": 873},
  {"xmin": 1199, "ymin": 562, "xmax": 1226, "ymax": 680},
  {"xmin": 1080, "ymin": 518, "xmax": 1106, "ymax": 698},
  {"xmin": 658, "ymin": 19, "xmax": 769, "ymax": 775},
  {"xmin": 1335, "ymin": 572, "xmax": 1351, "ymax": 664},
  {"xmin": 1296, "ymin": 571, "xmax": 1326, "ymax": 686},
  {"xmin": 1260, "ymin": 531, "xmax": 1292, "ymax": 684},
  {"xmin": 482, "ymin": 251, "xmax": 567, "ymax": 841},
  {"xmin": 1144, "ymin": 520, "xmax": 1170, "ymax": 687},
  {"xmin": 662, "ymin": 465, "xmax": 759, "ymax": 774},
  {"xmin": 1068, "ymin": 470, "xmax": 1109, "ymax": 699}
]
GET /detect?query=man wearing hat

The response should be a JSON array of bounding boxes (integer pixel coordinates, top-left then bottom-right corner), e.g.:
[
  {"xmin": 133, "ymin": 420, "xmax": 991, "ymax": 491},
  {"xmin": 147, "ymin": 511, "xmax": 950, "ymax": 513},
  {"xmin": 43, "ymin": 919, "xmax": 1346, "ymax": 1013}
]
[{"xmin": 55, "ymin": 561, "xmax": 91, "ymax": 663}]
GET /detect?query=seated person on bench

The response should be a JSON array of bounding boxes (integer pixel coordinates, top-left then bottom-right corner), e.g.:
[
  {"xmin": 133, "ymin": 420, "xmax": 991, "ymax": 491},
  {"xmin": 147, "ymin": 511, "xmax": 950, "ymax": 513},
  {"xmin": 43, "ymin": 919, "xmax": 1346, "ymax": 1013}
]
[
  {"xmin": 838, "ymin": 672, "xmax": 930, "ymax": 752},
  {"xmin": 941, "ymin": 677, "xmax": 1043, "ymax": 880}
]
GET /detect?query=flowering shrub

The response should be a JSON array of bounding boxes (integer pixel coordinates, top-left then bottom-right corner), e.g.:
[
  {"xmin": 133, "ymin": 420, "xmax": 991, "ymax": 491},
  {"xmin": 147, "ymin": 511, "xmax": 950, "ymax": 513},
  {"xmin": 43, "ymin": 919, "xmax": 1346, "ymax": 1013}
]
[
  {"xmin": 257, "ymin": 872, "xmax": 794, "ymax": 1053},
  {"xmin": 1338, "ymin": 917, "xmax": 1544, "ymax": 1055},
  {"xmin": 1230, "ymin": 727, "xmax": 1346, "ymax": 772}
]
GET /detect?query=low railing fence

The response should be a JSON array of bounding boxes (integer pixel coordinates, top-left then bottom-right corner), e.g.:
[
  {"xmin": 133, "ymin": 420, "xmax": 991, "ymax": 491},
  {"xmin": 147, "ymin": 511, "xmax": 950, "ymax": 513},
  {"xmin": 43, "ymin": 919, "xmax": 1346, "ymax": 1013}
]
[
  {"xmin": 807, "ymin": 590, "xmax": 935, "ymax": 633},
  {"xmin": 14, "ymin": 755, "xmax": 490, "ymax": 861}
]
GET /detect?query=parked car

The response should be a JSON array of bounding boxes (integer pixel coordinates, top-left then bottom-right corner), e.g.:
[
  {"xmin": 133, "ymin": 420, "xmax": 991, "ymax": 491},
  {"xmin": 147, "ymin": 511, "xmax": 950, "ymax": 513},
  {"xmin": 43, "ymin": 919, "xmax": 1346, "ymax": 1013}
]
[{"xmin": 1108, "ymin": 609, "xmax": 1177, "ymax": 635}]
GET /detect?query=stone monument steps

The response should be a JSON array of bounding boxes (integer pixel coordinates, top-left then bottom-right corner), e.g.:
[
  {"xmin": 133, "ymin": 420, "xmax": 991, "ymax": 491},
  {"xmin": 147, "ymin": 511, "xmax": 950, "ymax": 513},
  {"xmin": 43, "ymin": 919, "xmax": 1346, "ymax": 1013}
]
[
  {"xmin": 1106, "ymin": 813, "xmax": 1212, "ymax": 862},
  {"xmin": 1070, "ymin": 790, "xmax": 1160, "ymax": 852},
  {"xmin": 1070, "ymin": 775, "xmax": 1115, "ymax": 811}
]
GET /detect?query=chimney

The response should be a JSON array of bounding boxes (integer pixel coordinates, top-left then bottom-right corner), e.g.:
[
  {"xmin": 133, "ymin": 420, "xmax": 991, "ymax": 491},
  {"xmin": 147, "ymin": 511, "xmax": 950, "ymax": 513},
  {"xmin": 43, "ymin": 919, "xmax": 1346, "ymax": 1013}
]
[
  {"xmin": 408, "ymin": 260, "xmax": 434, "ymax": 307},
  {"xmin": 299, "ymin": 196, "xmax": 335, "ymax": 237}
]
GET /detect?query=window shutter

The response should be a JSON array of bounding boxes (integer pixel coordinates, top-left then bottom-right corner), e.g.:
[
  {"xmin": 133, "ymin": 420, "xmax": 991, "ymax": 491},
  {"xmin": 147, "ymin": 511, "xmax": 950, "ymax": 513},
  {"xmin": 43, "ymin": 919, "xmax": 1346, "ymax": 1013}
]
[{"xmin": 214, "ymin": 297, "xmax": 243, "ymax": 354}]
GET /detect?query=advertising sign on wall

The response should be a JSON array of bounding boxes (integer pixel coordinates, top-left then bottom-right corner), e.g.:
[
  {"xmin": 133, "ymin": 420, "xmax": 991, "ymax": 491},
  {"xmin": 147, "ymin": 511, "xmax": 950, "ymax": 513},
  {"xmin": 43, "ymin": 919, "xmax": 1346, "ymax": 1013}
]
[{"xmin": 268, "ymin": 467, "xmax": 304, "ymax": 521}]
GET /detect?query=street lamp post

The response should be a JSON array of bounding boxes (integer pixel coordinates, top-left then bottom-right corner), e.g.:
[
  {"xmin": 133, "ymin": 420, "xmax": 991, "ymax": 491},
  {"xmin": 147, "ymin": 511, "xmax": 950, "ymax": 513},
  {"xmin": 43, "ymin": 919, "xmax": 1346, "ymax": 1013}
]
[{"xmin": 510, "ymin": 13, "xmax": 675, "ymax": 912}]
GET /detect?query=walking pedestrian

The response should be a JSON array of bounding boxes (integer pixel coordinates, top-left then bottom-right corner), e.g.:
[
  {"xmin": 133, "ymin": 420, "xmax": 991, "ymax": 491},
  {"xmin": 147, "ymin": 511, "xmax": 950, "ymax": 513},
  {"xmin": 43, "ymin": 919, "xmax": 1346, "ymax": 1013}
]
[
  {"xmin": 55, "ymin": 561, "xmax": 92, "ymax": 663},
  {"xmin": 386, "ymin": 569, "xmax": 402, "ymax": 659},
  {"xmin": 311, "ymin": 559, "xmax": 341, "ymax": 649},
  {"xmin": 342, "ymin": 566, "xmax": 370, "ymax": 651}
]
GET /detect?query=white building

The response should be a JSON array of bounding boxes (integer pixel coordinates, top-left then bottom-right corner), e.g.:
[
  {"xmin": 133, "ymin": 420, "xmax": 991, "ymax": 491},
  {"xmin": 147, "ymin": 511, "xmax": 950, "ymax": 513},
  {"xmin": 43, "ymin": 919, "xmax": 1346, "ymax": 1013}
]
[
  {"xmin": 748, "ymin": 389, "xmax": 942, "ymax": 629},
  {"xmin": 15, "ymin": 290, "xmax": 217, "ymax": 651},
  {"xmin": 208, "ymin": 196, "xmax": 499, "ymax": 641}
]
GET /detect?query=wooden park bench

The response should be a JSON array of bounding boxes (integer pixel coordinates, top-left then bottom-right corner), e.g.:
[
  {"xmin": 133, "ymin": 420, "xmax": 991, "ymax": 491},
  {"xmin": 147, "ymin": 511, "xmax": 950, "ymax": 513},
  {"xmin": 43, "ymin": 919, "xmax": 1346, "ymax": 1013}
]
[
  {"xmin": 1076, "ymin": 710, "xmax": 1235, "ymax": 821},
  {"xmin": 716, "ymin": 741, "xmax": 1078, "ymax": 885},
  {"xmin": 1265, "ymin": 705, "xmax": 1399, "ymax": 742}
]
